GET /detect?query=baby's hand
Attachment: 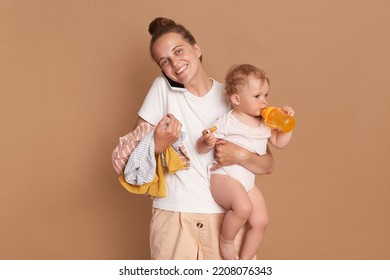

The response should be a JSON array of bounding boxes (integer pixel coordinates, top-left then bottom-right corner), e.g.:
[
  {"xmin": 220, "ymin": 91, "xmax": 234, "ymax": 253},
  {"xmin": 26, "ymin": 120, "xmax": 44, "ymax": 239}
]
[
  {"xmin": 202, "ymin": 126, "xmax": 217, "ymax": 147},
  {"xmin": 281, "ymin": 105, "xmax": 295, "ymax": 117}
]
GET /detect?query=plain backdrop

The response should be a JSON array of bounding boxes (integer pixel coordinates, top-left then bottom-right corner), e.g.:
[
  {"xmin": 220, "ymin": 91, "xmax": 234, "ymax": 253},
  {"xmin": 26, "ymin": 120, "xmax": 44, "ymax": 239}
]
[{"xmin": 1, "ymin": 0, "xmax": 389, "ymax": 259}]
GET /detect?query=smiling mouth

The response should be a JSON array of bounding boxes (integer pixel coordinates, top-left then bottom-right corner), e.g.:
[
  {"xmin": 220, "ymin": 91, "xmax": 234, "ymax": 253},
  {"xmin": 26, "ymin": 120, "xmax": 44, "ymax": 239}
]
[{"xmin": 175, "ymin": 64, "xmax": 188, "ymax": 75}]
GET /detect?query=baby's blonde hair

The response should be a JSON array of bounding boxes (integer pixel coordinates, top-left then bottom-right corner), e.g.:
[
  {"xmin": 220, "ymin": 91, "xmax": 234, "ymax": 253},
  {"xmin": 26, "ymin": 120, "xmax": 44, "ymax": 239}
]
[{"xmin": 225, "ymin": 64, "xmax": 269, "ymax": 97}]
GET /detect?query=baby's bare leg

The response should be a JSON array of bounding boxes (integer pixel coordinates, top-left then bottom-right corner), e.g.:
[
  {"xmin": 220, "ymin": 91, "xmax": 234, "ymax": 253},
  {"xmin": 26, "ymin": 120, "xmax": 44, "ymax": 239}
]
[
  {"xmin": 210, "ymin": 174, "xmax": 253, "ymax": 260},
  {"xmin": 239, "ymin": 186, "xmax": 269, "ymax": 260}
]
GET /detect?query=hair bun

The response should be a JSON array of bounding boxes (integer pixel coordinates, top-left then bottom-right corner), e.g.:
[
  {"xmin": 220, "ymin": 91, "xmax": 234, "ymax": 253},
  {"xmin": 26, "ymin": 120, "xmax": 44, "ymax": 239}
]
[{"xmin": 148, "ymin": 17, "xmax": 176, "ymax": 36}]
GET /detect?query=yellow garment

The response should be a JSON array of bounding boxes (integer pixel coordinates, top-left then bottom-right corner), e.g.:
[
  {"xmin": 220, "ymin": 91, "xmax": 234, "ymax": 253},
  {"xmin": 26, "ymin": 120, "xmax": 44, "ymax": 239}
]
[{"xmin": 118, "ymin": 146, "xmax": 186, "ymax": 198}]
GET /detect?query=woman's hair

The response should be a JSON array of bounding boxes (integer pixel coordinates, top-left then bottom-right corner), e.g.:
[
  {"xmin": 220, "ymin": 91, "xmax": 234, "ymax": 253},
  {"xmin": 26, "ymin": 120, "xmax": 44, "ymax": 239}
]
[
  {"xmin": 148, "ymin": 17, "xmax": 201, "ymax": 61},
  {"xmin": 225, "ymin": 64, "xmax": 270, "ymax": 96}
]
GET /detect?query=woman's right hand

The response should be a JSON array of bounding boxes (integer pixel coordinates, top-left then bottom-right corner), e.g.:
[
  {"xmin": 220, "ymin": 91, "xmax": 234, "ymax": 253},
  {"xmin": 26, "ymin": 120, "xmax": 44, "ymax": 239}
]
[{"xmin": 154, "ymin": 114, "xmax": 182, "ymax": 154}]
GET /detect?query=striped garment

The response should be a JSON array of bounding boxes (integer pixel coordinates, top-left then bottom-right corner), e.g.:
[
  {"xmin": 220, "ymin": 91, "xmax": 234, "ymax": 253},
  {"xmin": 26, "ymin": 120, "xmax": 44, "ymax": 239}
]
[
  {"xmin": 112, "ymin": 122, "xmax": 190, "ymax": 175},
  {"xmin": 124, "ymin": 130, "xmax": 156, "ymax": 185}
]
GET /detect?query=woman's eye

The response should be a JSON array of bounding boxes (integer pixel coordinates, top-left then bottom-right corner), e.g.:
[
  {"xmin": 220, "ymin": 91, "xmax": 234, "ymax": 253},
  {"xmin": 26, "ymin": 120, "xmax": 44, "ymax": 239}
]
[{"xmin": 175, "ymin": 49, "xmax": 183, "ymax": 55}]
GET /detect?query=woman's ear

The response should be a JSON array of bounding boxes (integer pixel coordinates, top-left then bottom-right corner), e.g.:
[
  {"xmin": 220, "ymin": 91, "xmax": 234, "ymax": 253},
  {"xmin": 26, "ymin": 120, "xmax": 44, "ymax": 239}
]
[
  {"xmin": 230, "ymin": 94, "xmax": 240, "ymax": 105},
  {"xmin": 194, "ymin": 43, "xmax": 202, "ymax": 59}
]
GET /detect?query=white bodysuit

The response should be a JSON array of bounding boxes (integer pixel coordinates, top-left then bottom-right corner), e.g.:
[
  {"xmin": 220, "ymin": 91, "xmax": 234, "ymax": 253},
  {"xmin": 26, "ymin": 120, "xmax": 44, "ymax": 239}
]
[{"xmin": 210, "ymin": 110, "xmax": 272, "ymax": 191}]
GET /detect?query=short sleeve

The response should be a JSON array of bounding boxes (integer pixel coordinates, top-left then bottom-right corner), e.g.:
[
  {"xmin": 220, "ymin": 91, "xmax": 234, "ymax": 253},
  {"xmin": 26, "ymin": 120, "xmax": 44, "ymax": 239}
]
[
  {"xmin": 212, "ymin": 113, "xmax": 228, "ymax": 140},
  {"xmin": 138, "ymin": 76, "xmax": 168, "ymax": 126}
]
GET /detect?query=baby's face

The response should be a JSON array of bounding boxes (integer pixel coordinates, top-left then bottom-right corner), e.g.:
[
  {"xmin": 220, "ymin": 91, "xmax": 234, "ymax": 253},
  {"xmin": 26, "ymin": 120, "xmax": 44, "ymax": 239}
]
[{"xmin": 235, "ymin": 77, "xmax": 269, "ymax": 116}]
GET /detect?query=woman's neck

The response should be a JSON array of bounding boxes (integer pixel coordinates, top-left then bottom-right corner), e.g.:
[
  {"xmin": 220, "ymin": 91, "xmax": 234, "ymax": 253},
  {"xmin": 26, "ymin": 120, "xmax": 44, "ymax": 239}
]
[{"xmin": 185, "ymin": 71, "xmax": 213, "ymax": 97}]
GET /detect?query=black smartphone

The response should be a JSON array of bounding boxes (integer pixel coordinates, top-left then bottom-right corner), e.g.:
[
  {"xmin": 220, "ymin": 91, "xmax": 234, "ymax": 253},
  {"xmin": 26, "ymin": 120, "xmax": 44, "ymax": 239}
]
[{"xmin": 163, "ymin": 73, "xmax": 185, "ymax": 90}]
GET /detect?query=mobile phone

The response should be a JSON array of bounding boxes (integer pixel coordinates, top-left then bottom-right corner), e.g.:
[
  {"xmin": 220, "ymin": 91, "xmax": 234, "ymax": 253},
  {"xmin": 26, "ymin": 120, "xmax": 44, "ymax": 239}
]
[{"xmin": 163, "ymin": 73, "xmax": 185, "ymax": 91}]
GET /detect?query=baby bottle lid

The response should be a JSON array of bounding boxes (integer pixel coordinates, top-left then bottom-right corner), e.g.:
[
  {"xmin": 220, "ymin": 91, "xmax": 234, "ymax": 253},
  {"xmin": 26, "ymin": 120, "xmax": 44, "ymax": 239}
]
[
  {"xmin": 260, "ymin": 106, "xmax": 276, "ymax": 119},
  {"xmin": 260, "ymin": 106, "xmax": 279, "ymax": 129}
]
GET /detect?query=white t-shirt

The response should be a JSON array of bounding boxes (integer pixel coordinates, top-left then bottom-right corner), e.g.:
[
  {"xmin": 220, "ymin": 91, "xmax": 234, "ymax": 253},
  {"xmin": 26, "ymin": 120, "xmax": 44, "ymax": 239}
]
[{"xmin": 138, "ymin": 76, "xmax": 230, "ymax": 213}]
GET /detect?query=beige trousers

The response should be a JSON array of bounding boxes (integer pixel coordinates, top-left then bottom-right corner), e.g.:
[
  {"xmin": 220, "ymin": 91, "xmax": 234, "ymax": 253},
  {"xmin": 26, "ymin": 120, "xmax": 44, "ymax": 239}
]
[{"xmin": 150, "ymin": 208, "xmax": 250, "ymax": 260}]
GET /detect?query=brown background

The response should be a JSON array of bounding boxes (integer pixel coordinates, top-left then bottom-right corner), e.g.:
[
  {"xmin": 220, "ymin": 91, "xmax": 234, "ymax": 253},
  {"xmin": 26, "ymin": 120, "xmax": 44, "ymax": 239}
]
[{"xmin": 1, "ymin": 0, "xmax": 389, "ymax": 260}]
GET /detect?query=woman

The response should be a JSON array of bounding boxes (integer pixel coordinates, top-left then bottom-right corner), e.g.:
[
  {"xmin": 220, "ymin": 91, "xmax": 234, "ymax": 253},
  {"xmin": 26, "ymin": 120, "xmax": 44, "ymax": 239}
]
[{"xmin": 119, "ymin": 17, "xmax": 274, "ymax": 259}]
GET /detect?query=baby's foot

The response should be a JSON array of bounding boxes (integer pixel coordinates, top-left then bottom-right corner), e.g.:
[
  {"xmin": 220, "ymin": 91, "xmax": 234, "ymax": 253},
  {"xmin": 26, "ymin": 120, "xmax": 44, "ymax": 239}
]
[{"xmin": 219, "ymin": 236, "xmax": 239, "ymax": 260}]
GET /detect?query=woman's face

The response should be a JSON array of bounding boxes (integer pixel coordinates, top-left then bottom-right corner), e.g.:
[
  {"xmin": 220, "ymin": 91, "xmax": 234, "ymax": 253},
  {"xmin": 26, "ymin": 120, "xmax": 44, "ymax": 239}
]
[{"xmin": 151, "ymin": 32, "xmax": 202, "ymax": 85}]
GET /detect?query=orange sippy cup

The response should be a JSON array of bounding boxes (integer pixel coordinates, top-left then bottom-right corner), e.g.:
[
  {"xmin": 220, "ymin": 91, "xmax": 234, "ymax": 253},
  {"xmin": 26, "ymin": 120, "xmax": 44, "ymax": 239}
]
[{"xmin": 261, "ymin": 107, "xmax": 295, "ymax": 132}]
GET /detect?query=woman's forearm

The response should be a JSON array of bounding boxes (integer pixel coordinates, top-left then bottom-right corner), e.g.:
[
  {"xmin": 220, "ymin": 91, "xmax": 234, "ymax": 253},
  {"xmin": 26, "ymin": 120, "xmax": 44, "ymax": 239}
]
[
  {"xmin": 240, "ymin": 147, "xmax": 275, "ymax": 175},
  {"xmin": 213, "ymin": 140, "xmax": 274, "ymax": 174}
]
